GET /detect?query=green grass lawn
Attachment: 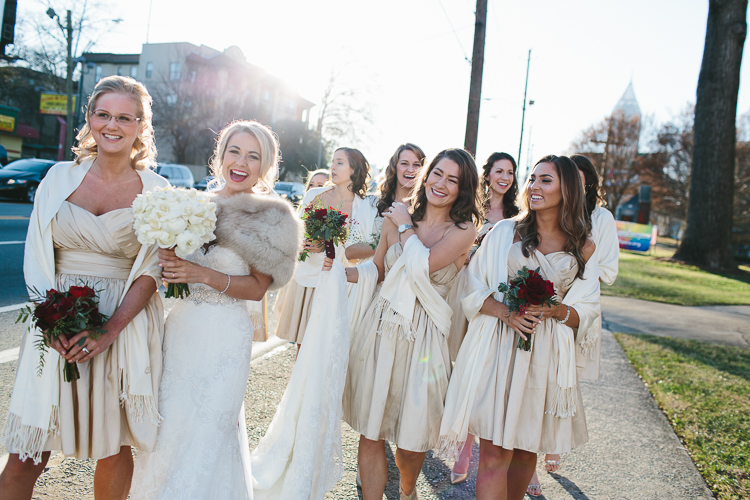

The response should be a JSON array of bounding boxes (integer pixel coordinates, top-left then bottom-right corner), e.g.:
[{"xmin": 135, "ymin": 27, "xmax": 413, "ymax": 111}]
[
  {"xmin": 603, "ymin": 250, "xmax": 750, "ymax": 306},
  {"xmin": 615, "ymin": 333, "xmax": 750, "ymax": 500}
]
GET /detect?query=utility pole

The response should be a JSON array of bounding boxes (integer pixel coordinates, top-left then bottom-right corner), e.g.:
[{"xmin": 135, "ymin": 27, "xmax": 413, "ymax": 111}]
[
  {"xmin": 64, "ymin": 10, "xmax": 73, "ymax": 161},
  {"xmin": 463, "ymin": 0, "xmax": 488, "ymax": 157},
  {"xmin": 517, "ymin": 49, "xmax": 531, "ymax": 168},
  {"xmin": 48, "ymin": 8, "xmax": 75, "ymax": 161}
]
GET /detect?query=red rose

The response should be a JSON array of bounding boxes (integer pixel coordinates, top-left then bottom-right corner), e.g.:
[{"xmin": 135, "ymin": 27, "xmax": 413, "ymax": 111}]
[
  {"xmin": 521, "ymin": 275, "xmax": 554, "ymax": 305},
  {"xmin": 69, "ymin": 286, "xmax": 95, "ymax": 299},
  {"xmin": 315, "ymin": 208, "xmax": 327, "ymax": 220}
]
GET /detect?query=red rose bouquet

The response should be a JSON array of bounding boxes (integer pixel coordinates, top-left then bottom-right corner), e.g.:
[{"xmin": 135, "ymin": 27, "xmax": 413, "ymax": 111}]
[
  {"xmin": 298, "ymin": 202, "xmax": 349, "ymax": 261},
  {"xmin": 498, "ymin": 266, "xmax": 558, "ymax": 351},
  {"xmin": 17, "ymin": 285, "xmax": 109, "ymax": 382}
]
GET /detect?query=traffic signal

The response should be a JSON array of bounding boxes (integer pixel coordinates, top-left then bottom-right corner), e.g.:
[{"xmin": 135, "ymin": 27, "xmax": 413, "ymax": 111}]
[{"xmin": 1, "ymin": 0, "xmax": 17, "ymax": 57}]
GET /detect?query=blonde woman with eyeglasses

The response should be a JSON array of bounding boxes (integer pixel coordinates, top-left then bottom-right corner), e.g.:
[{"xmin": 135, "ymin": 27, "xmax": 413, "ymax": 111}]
[{"xmin": 0, "ymin": 75, "xmax": 169, "ymax": 500}]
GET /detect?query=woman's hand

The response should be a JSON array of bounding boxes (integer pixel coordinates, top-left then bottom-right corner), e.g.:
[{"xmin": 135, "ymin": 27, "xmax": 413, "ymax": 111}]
[
  {"xmin": 159, "ymin": 248, "xmax": 208, "ymax": 284},
  {"xmin": 49, "ymin": 332, "xmax": 70, "ymax": 357},
  {"xmin": 524, "ymin": 303, "xmax": 561, "ymax": 322},
  {"xmin": 383, "ymin": 202, "xmax": 412, "ymax": 227},
  {"xmin": 322, "ymin": 257, "xmax": 333, "ymax": 272},
  {"xmin": 304, "ymin": 239, "xmax": 324, "ymax": 254},
  {"xmin": 500, "ymin": 310, "xmax": 540, "ymax": 341},
  {"xmin": 63, "ymin": 325, "xmax": 120, "ymax": 363}
]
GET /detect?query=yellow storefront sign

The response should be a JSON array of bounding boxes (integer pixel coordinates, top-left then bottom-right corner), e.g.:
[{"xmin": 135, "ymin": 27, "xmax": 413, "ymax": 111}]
[
  {"xmin": 40, "ymin": 93, "xmax": 77, "ymax": 115},
  {"xmin": 0, "ymin": 114, "xmax": 14, "ymax": 133}
]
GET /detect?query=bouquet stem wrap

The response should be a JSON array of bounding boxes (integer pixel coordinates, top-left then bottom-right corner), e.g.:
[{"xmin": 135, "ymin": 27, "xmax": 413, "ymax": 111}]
[{"xmin": 324, "ymin": 240, "xmax": 336, "ymax": 259}]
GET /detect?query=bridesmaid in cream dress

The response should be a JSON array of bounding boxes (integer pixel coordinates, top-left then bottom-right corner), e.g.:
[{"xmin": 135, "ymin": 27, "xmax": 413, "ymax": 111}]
[
  {"xmin": 342, "ymin": 149, "xmax": 481, "ymax": 500},
  {"xmin": 274, "ymin": 147, "xmax": 372, "ymax": 349},
  {"xmin": 439, "ymin": 155, "xmax": 601, "ymax": 500},
  {"xmin": 446, "ymin": 152, "xmax": 520, "ymax": 485},
  {"xmin": 0, "ymin": 76, "xmax": 168, "ymax": 500}
]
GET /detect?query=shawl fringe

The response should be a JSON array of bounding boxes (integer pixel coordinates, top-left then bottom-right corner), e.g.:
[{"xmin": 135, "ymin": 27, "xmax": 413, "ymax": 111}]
[
  {"xmin": 214, "ymin": 193, "xmax": 303, "ymax": 291},
  {"xmin": 2, "ymin": 405, "xmax": 59, "ymax": 465},
  {"xmin": 545, "ymin": 386, "xmax": 577, "ymax": 418},
  {"xmin": 375, "ymin": 296, "xmax": 416, "ymax": 341},
  {"xmin": 436, "ymin": 432, "xmax": 466, "ymax": 462},
  {"xmin": 119, "ymin": 392, "xmax": 162, "ymax": 425},
  {"xmin": 578, "ymin": 330, "xmax": 598, "ymax": 359}
]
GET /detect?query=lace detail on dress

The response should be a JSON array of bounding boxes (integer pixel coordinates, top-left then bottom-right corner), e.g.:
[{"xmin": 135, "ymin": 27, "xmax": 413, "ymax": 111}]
[{"xmin": 187, "ymin": 284, "xmax": 238, "ymax": 306}]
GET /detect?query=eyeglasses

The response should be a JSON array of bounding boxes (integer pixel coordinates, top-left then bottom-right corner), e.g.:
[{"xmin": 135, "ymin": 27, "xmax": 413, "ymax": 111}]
[{"xmin": 89, "ymin": 109, "xmax": 142, "ymax": 126}]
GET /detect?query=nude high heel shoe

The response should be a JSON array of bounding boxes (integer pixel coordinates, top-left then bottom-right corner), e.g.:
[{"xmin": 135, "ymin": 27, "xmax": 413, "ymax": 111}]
[{"xmin": 400, "ymin": 481, "xmax": 418, "ymax": 500}]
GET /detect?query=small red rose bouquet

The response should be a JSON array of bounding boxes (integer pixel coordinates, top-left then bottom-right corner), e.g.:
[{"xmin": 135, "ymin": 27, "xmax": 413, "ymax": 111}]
[
  {"xmin": 299, "ymin": 202, "xmax": 349, "ymax": 261},
  {"xmin": 17, "ymin": 285, "xmax": 109, "ymax": 382},
  {"xmin": 498, "ymin": 266, "xmax": 558, "ymax": 351}
]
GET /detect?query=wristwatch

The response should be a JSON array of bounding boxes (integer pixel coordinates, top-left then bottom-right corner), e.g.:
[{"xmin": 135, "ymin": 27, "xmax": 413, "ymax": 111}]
[{"xmin": 398, "ymin": 224, "xmax": 413, "ymax": 234}]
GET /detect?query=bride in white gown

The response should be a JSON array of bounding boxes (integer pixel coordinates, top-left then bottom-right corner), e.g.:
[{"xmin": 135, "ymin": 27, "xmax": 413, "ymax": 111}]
[{"xmin": 130, "ymin": 120, "xmax": 301, "ymax": 500}]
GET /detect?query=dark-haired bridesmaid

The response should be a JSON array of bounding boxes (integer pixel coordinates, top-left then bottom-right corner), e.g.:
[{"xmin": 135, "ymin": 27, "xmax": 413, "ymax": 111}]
[
  {"xmin": 446, "ymin": 152, "xmax": 520, "ymax": 485},
  {"xmin": 440, "ymin": 155, "xmax": 601, "ymax": 500}
]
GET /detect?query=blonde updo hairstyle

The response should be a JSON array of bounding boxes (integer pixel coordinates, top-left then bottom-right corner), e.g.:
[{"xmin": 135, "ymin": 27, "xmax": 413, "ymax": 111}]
[
  {"xmin": 210, "ymin": 120, "xmax": 280, "ymax": 193},
  {"xmin": 74, "ymin": 75, "xmax": 157, "ymax": 170}
]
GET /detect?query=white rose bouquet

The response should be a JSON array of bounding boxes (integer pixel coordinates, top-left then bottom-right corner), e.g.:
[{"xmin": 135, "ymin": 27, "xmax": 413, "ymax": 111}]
[{"xmin": 132, "ymin": 185, "xmax": 217, "ymax": 298}]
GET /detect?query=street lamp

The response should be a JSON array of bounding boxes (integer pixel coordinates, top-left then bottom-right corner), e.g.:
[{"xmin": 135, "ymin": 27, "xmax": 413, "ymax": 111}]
[{"xmin": 47, "ymin": 8, "xmax": 74, "ymax": 161}]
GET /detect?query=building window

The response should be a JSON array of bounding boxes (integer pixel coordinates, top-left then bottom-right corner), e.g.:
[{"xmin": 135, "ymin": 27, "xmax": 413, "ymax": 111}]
[
  {"xmin": 166, "ymin": 94, "xmax": 178, "ymax": 105},
  {"xmin": 130, "ymin": 66, "xmax": 138, "ymax": 78},
  {"xmin": 189, "ymin": 70, "xmax": 196, "ymax": 83},
  {"xmin": 169, "ymin": 62, "xmax": 181, "ymax": 81},
  {"xmin": 146, "ymin": 62, "xmax": 153, "ymax": 78},
  {"xmin": 95, "ymin": 65, "xmax": 102, "ymax": 82},
  {"xmin": 262, "ymin": 89, "xmax": 271, "ymax": 101},
  {"xmin": 117, "ymin": 66, "xmax": 123, "ymax": 76},
  {"xmin": 301, "ymin": 109, "xmax": 308, "ymax": 122}
]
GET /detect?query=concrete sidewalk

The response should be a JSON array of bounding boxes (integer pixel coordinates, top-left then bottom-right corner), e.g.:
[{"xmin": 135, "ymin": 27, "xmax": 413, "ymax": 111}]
[
  {"xmin": 523, "ymin": 329, "xmax": 713, "ymax": 500},
  {"xmin": 602, "ymin": 295, "xmax": 750, "ymax": 348}
]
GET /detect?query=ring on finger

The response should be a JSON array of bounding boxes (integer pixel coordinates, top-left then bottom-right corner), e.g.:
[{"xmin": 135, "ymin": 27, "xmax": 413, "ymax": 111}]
[{"xmin": 82, "ymin": 347, "xmax": 90, "ymax": 354}]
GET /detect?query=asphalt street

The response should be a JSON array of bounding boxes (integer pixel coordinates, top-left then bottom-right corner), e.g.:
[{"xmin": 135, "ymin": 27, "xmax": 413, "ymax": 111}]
[{"xmin": 0, "ymin": 201, "xmax": 32, "ymax": 307}]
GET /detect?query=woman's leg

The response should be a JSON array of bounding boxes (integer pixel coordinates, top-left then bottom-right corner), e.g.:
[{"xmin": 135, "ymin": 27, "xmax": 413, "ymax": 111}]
[
  {"xmin": 394, "ymin": 448, "xmax": 427, "ymax": 496},
  {"xmin": 506, "ymin": 449, "xmax": 537, "ymax": 500},
  {"xmin": 451, "ymin": 433, "xmax": 474, "ymax": 475},
  {"xmin": 476, "ymin": 439, "xmax": 513, "ymax": 500},
  {"xmin": 93, "ymin": 446, "xmax": 133, "ymax": 500},
  {"xmin": 0, "ymin": 452, "xmax": 50, "ymax": 500},
  {"xmin": 358, "ymin": 436, "xmax": 388, "ymax": 500}
]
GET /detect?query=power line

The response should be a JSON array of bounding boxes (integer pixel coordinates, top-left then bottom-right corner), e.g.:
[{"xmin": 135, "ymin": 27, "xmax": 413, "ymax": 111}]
[{"xmin": 437, "ymin": 0, "xmax": 471, "ymax": 64}]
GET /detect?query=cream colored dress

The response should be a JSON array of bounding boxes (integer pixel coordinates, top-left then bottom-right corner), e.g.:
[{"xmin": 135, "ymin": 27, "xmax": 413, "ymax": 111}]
[
  {"xmin": 343, "ymin": 243, "xmax": 458, "ymax": 452},
  {"xmin": 47, "ymin": 201, "xmax": 163, "ymax": 459},
  {"xmin": 447, "ymin": 221, "xmax": 496, "ymax": 361},
  {"xmin": 467, "ymin": 242, "xmax": 587, "ymax": 454}
]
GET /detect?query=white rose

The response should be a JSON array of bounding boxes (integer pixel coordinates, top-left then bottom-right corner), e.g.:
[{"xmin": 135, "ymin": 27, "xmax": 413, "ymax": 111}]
[
  {"xmin": 175, "ymin": 231, "xmax": 202, "ymax": 258},
  {"xmin": 162, "ymin": 218, "xmax": 188, "ymax": 234}
]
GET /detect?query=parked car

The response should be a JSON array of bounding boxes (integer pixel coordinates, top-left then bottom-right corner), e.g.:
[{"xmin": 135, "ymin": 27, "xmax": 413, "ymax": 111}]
[
  {"xmin": 193, "ymin": 175, "xmax": 216, "ymax": 191},
  {"xmin": 155, "ymin": 163, "xmax": 195, "ymax": 188},
  {"xmin": 0, "ymin": 158, "xmax": 56, "ymax": 202},
  {"xmin": 273, "ymin": 181, "xmax": 305, "ymax": 206}
]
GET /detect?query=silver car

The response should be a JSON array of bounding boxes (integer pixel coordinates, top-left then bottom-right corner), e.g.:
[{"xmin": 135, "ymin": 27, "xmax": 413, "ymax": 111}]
[{"xmin": 156, "ymin": 163, "xmax": 195, "ymax": 188}]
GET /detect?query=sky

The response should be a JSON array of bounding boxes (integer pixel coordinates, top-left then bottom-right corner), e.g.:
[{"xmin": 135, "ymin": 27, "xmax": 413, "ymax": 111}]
[{"xmin": 21, "ymin": 0, "xmax": 750, "ymax": 176}]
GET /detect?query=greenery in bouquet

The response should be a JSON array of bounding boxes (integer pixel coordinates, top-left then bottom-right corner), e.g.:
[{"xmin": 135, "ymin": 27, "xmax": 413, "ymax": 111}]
[{"xmin": 17, "ymin": 285, "xmax": 109, "ymax": 382}]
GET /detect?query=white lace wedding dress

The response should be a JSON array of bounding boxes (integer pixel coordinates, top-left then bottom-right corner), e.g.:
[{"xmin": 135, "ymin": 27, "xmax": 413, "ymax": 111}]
[{"xmin": 131, "ymin": 245, "xmax": 255, "ymax": 500}]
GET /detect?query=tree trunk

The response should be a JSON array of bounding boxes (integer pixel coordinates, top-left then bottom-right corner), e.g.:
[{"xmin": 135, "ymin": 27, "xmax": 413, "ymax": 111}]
[{"xmin": 675, "ymin": 0, "xmax": 747, "ymax": 269}]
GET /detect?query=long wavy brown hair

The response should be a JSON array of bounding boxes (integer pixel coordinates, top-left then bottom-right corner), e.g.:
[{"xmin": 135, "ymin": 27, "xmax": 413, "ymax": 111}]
[
  {"xmin": 571, "ymin": 154, "xmax": 606, "ymax": 232},
  {"xmin": 377, "ymin": 143, "xmax": 426, "ymax": 216},
  {"xmin": 516, "ymin": 155, "xmax": 588, "ymax": 279},
  {"xmin": 334, "ymin": 147, "xmax": 371, "ymax": 199},
  {"xmin": 480, "ymin": 152, "xmax": 520, "ymax": 219},
  {"xmin": 410, "ymin": 148, "xmax": 482, "ymax": 229}
]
